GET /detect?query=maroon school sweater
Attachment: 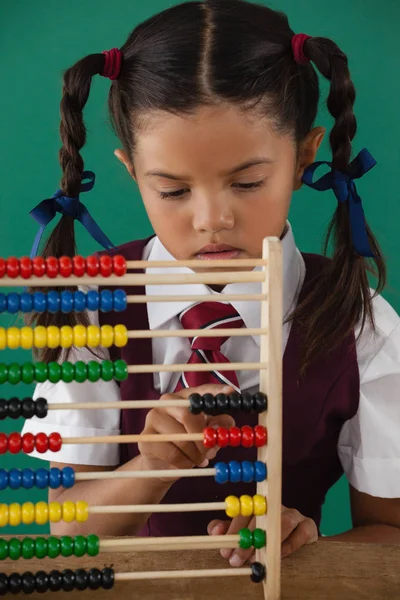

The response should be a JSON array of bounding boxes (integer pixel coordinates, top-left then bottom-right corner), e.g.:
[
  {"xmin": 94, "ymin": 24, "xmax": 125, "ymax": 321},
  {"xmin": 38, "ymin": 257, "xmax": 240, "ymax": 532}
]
[{"xmin": 99, "ymin": 238, "xmax": 359, "ymax": 536}]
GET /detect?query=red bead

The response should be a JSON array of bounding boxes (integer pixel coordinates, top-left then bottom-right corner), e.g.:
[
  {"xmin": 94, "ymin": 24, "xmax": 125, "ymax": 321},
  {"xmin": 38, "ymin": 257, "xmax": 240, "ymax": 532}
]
[
  {"xmin": 22, "ymin": 433, "xmax": 35, "ymax": 454},
  {"xmin": 99, "ymin": 255, "xmax": 113, "ymax": 277},
  {"xmin": 48, "ymin": 432, "xmax": 62, "ymax": 452},
  {"xmin": 0, "ymin": 258, "xmax": 6, "ymax": 278},
  {"xmin": 86, "ymin": 255, "xmax": 100, "ymax": 277},
  {"xmin": 8, "ymin": 432, "xmax": 22, "ymax": 454},
  {"xmin": 32, "ymin": 256, "xmax": 46, "ymax": 277},
  {"xmin": 229, "ymin": 426, "xmax": 241, "ymax": 447},
  {"xmin": 73, "ymin": 255, "xmax": 86, "ymax": 277},
  {"xmin": 35, "ymin": 433, "xmax": 49, "ymax": 454},
  {"xmin": 0, "ymin": 433, "xmax": 8, "ymax": 454},
  {"xmin": 6, "ymin": 257, "xmax": 19, "ymax": 278},
  {"xmin": 46, "ymin": 257, "xmax": 59, "ymax": 278},
  {"xmin": 254, "ymin": 425, "xmax": 267, "ymax": 448},
  {"xmin": 203, "ymin": 427, "xmax": 217, "ymax": 449},
  {"xmin": 241, "ymin": 425, "xmax": 255, "ymax": 448},
  {"xmin": 217, "ymin": 427, "xmax": 229, "ymax": 448},
  {"xmin": 113, "ymin": 255, "xmax": 127, "ymax": 277},
  {"xmin": 20, "ymin": 256, "xmax": 33, "ymax": 279},
  {"xmin": 59, "ymin": 256, "xmax": 73, "ymax": 278}
]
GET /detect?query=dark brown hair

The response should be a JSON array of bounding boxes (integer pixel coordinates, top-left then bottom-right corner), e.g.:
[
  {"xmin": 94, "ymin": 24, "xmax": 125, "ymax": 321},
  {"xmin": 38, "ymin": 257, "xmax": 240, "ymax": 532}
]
[{"xmin": 32, "ymin": 0, "xmax": 386, "ymax": 371}]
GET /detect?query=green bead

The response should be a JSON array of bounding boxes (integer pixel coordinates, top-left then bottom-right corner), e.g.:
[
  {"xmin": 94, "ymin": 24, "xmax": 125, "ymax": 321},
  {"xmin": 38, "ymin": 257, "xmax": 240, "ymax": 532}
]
[
  {"xmin": 239, "ymin": 528, "xmax": 253, "ymax": 550},
  {"xmin": 21, "ymin": 537, "xmax": 35, "ymax": 560},
  {"xmin": 253, "ymin": 528, "xmax": 266, "ymax": 549},
  {"xmin": 34, "ymin": 537, "xmax": 48, "ymax": 559},
  {"xmin": 114, "ymin": 359, "xmax": 128, "ymax": 381},
  {"xmin": 48, "ymin": 362, "xmax": 62, "ymax": 384},
  {"xmin": 87, "ymin": 534, "xmax": 100, "ymax": 557},
  {"xmin": 61, "ymin": 361, "xmax": 75, "ymax": 383},
  {"xmin": 8, "ymin": 363, "xmax": 21, "ymax": 385},
  {"xmin": 21, "ymin": 362, "xmax": 35, "ymax": 385},
  {"xmin": 8, "ymin": 538, "xmax": 21, "ymax": 560},
  {"xmin": 60, "ymin": 536, "xmax": 74, "ymax": 557},
  {"xmin": 75, "ymin": 361, "xmax": 87, "ymax": 383},
  {"xmin": 35, "ymin": 362, "xmax": 48, "ymax": 383},
  {"xmin": 87, "ymin": 361, "xmax": 101, "ymax": 383},
  {"xmin": 101, "ymin": 360, "xmax": 114, "ymax": 382},
  {"xmin": 74, "ymin": 535, "xmax": 87, "ymax": 557},
  {"xmin": 0, "ymin": 364, "xmax": 7, "ymax": 384},
  {"xmin": 0, "ymin": 539, "xmax": 8, "ymax": 560},
  {"xmin": 47, "ymin": 536, "xmax": 61, "ymax": 558}
]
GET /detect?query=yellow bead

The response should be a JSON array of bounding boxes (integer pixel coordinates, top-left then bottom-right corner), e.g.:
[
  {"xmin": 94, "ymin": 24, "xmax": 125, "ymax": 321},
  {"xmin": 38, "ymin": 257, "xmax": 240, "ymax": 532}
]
[
  {"xmin": 0, "ymin": 328, "xmax": 5, "ymax": 350},
  {"xmin": 7, "ymin": 327, "xmax": 20, "ymax": 349},
  {"xmin": 253, "ymin": 494, "xmax": 267, "ymax": 516},
  {"xmin": 0, "ymin": 504, "xmax": 9, "ymax": 527},
  {"xmin": 73, "ymin": 324, "xmax": 87, "ymax": 347},
  {"xmin": 75, "ymin": 501, "xmax": 89, "ymax": 523},
  {"xmin": 62, "ymin": 501, "xmax": 76, "ymax": 523},
  {"xmin": 114, "ymin": 324, "xmax": 128, "ymax": 348},
  {"xmin": 9, "ymin": 503, "xmax": 22, "ymax": 527},
  {"xmin": 225, "ymin": 495, "xmax": 240, "ymax": 518},
  {"xmin": 47, "ymin": 326, "xmax": 61, "ymax": 349},
  {"xmin": 20, "ymin": 326, "xmax": 34, "ymax": 350},
  {"xmin": 21, "ymin": 502, "xmax": 35, "ymax": 525},
  {"xmin": 35, "ymin": 501, "xmax": 49, "ymax": 525},
  {"xmin": 60, "ymin": 325, "xmax": 73, "ymax": 348},
  {"xmin": 49, "ymin": 502, "xmax": 62, "ymax": 523},
  {"xmin": 33, "ymin": 325, "xmax": 47, "ymax": 349},
  {"xmin": 87, "ymin": 325, "xmax": 100, "ymax": 348},
  {"xmin": 239, "ymin": 495, "xmax": 254, "ymax": 517},
  {"xmin": 100, "ymin": 325, "xmax": 114, "ymax": 348}
]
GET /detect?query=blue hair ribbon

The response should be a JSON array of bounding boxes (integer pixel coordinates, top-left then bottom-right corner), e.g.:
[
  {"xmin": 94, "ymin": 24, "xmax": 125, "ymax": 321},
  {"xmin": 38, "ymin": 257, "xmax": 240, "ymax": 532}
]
[
  {"xmin": 29, "ymin": 171, "xmax": 115, "ymax": 258},
  {"xmin": 302, "ymin": 148, "xmax": 376, "ymax": 258}
]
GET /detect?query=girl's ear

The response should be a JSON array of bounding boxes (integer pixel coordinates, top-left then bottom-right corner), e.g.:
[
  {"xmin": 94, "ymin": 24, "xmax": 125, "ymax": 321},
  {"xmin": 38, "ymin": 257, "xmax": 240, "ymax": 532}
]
[
  {"xmin": 114, "ymin": 149, "xmax": 137, "ymax": 181},
  {"xmin": 293, "ymin": 127, "xmax": 325, "ymax": 191}
]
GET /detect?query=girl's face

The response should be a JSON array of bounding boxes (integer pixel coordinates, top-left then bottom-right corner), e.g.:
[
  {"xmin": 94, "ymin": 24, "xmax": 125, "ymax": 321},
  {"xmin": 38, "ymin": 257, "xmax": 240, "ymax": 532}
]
[{"xmin": 116, "ymin": 104, "xmax": 323, "ymax": 270}]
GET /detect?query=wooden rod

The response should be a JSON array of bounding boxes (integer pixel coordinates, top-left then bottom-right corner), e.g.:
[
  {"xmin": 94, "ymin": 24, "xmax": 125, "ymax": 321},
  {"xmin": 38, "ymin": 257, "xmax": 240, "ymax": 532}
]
[
  {"xmin": 101, "ymin": 534, "xmax": 239, "ymax": 549},
  {"xmin": 127, "ymin": 293, "xmax": 266, "ymax": 303},
  {"xmin": 127, "ymin": 361, "xmax": 267, "ymax": 374},
  {"xmin": 115, "ymin": 567, "xmax": 252, "ymax": 581},
  {"xmin": 105, "ymin": 541, "xmax": 238, "ymax": 552},
  {"xmin": 89, "ymin": 501, "xmax": 226, "ymax": 514},
  {"xmin": 76, "ymin": 467, "xmax": 216, "ymax": 481},
  {"xmin": 63, "ymin": 433, "xmax": 204, "ymax": 445},
  {"xmin": 127, "ymin": 327, "xmax": 266, "ymax": 339},
  {"xmin": 49, "ymin": 399, "xmax": 190, "ymax": 411},
  {"xmin": 126, "ymin": 258, "xmax": 266, "ymax": 269}
]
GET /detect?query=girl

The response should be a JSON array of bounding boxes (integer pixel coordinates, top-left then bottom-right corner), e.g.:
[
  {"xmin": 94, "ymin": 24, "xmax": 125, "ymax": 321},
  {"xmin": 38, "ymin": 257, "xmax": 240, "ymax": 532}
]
[{"xmin": 23, "ymin": 0, "xmax": 400, "ymax": 568}]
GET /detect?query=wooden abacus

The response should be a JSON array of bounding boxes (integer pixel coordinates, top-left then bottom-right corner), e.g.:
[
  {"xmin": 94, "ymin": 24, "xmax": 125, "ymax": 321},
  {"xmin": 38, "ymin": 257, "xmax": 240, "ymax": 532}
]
[{"xmin": 0, "ymin": 238, "xmax": 282, "ymax": 599}]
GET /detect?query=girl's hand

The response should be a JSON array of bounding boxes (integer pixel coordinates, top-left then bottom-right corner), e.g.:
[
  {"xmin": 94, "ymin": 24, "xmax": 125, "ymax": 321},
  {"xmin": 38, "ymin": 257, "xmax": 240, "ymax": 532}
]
[
  {"xmin": 207, "ymin": 505, "xmax": 318, "ymax": 566},
  {"xmin": 138, "ymin": 384, "xmax": 235, "ymax": 480}
]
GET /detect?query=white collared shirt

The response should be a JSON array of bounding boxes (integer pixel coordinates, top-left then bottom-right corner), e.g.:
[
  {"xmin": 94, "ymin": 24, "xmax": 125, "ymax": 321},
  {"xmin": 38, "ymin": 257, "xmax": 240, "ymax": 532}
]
[{"xmin": 22, "ymin": 224, "xmax": 400, "ymax": 499}]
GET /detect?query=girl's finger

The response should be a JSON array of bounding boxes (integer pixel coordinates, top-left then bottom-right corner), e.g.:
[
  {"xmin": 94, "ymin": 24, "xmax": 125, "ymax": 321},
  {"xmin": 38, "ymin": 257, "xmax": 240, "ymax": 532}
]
[
  {"xmin": 207, "ymin": 519, "xmax": 230, "ymax": 536},
  {"xmin": 221, "ymin": 515, "xmax": 255, "ymax": 562},
  {"xmin": 281, "ymin": 507, "xmax": 305, "ymax": 542},
  {"xmin": 281, "ymin": 518, "xmax": 318, "ymax": 558}
]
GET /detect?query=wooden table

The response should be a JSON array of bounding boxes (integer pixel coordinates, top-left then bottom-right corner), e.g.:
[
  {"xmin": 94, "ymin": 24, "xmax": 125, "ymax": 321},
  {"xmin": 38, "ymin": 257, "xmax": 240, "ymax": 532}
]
[{"xmin": 2, "ymin": 540, "xmax": 399, "ymax": 599}]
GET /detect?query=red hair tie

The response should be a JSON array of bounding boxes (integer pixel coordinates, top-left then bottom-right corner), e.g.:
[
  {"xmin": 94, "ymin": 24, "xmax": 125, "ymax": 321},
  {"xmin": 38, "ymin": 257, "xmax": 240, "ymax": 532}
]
[
  {"xmin": 291, "ymin": 34, "xmax": 312, "ymax": 66},
  {"xmin": 101, "ymin": 48, "xmax": 122, "ymax": 80}
]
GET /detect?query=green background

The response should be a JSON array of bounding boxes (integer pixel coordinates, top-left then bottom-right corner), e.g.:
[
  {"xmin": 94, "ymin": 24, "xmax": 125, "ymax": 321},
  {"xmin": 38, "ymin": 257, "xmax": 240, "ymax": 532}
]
[{"xmin": 0, "ymin": 0, "xmax": 398, "ymax": 536}]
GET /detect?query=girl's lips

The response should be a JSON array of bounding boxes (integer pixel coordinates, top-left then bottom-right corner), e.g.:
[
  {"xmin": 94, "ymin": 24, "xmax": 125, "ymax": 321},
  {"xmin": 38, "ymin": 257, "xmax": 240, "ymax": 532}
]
[{"xmin": 195, "ymin": 249, "xmax": 242, "ymax": 260}]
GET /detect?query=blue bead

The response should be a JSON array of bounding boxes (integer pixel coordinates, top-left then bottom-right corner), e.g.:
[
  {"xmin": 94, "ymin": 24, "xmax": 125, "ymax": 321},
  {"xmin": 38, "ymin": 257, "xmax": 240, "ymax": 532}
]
[
  {"xmin": 47, "ymin": 290, "xmax": 61, "ymax": 313},
  {"xmin": 87, "ymin": 290, "xmax": 99, "ymax": 311},
  {"xmin": 254, "ymin": 461, "xmax": 267, "ymax": 482},
  {"xmin": 36, "ymin": 468, "xmax": 49, "ymax": 489},
  {"xmin": 242, "ymin": 460, "xmax": 255, "ymax": 483},
  {"xmin": 113, "ymin": 289, "xmax": 127, "ymax": 312},
  {"xmin": 7, "ymin": 292, "xmax": 20, "ymax": 314},
  {"xmin": 49, "ymin": 467, "xmax": 62, "ymax": 489},
  {"xmin": 73, "ymin": 290, "xmax": 86, "ymax": 312},
  {"xmin": 228, "ymin": 460, "xmax": 242, "ymax": 483},
  {"xmin": 33, "ymin": 291, "xmax": 47, "ymax": 313},
  {"xmin": 0, "ymin": 294, "xmax": 7, "ymax": 313},
  {"xmin": 100, "ymin": 290, "xmax": 113, "ymax": 313},
  {"xmin": 20, "ymin": 293, "xmax": 33, "ymax": 313},
  {"xmin": 214, "ymin": 462, "xmax": 229, "ymax": 484},
  {"xmin": 9, "ymin": 468, "xmax": 22, "ymax": 490},
  {"xmin": 61, "ymin": 290, "xmax": 74, "ymax": 313},
  {"xmin": 61, "ymin": 466, "xmax": 75, "ymax": 489},
  {"xmin": 0, "ymin": 469, "xmax": 8, "ymax": 490},
  {"xmin": 22, "ymin": 468, "xmax": 35, "ymax": 489}
]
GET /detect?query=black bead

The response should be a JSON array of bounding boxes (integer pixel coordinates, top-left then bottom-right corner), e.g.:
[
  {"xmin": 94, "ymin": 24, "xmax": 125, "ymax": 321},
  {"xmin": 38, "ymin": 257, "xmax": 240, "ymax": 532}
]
[
  {"xmin": 21, "ymin": 398, "xmax": 36, "ymax": 420},
  {"xmin": 250, "ymin": 561, "xmax": 266, "ymax": 583},
  {"xmin": 88, "ymin": 568, "xmax": 102, "ymax": 590},
  {"xmin": 253, "ymin": 392, "xmax": 268, "ymax": 413},
  {"xmin": 21, "ymin": 572, "xmax": 35, "ymax": 594},
  {"xmin": 188, "ymin": 393, "xmax": 203, "ymax": 415},
  {"xmin": 202, "ymin": 393, "xmax": 217, "ymax": 416},
  {"xmin": 75, "ymin": 569, "xmax": 88, "ymax": 591},
  {"xmin": 228, "ymin": 392, "xmax": 242, "ymax": 413},
  {"xmin": 215, "ymin": 393, "xmax": 229, "ymax": 415},
  {"xmin": 35, "ymin": 571, "xmax": 49, "ymax": 593},
  {"xmin": 8, "ymin": 398, "xmax": 21, "ymax": 420},
  {"xmin": 101, "ymin": 568, "xmax": 115, "ymax": 590},
  {"xmin": 48, "ymin": 570, "xmax": 62, "ymax": 592},
  {"xmin": 34, "ymin": 398, "xmax": 48, "ymax": 419},
  {"xmin": 8, "ymin": 573, "xmax": 22, "ymax": 594},
  {"xmin": 0, "ymin": 573, "xmax": 8, "ymax": 596},
  {"xmin": 61, "ymin": 570, "xmax": 76, "ymax": 592},
  {"xmin": 0, "ymin": 399, "xmax": 8, "ymax": 421},
  {"xmin": 241, "ymin": 392, "xmax": 253, "ymax": 413}
]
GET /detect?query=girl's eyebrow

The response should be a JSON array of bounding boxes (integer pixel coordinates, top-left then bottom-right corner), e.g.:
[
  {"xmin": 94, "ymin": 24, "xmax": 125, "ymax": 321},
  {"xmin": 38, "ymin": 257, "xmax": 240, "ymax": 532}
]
[{"xmin": 145, "ymin": 157, "xmax": 275, "ymax": 181}]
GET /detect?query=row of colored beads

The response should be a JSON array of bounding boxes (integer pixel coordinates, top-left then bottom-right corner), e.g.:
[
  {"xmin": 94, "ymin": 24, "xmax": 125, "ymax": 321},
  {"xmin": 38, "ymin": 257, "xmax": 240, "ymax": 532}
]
[
  {"xmin": 0, "ymin": 501, "xmax": 89, "ymax": 527},
  {"xmin": 0, "ymin": 359, "xmax": 128, "ymax": 385},
  {"xmin": 0, "ymin": 289, "xmax": 127, "ymax": 314},
  {"xmin": 0, "ymin": 534, "xmax": 99, "ymax": 560},
  {"xmin": 189, "ymin": 391, "xmax": 267, "ymax": 415},
  {"xmin": 0, "ymin": 567, "xmax": 114, "ymax": 594},
  {"xmin": 0, "ymin": 467, "xmax": 75, "ymax": 490},
  {"xmin": 214, "ymin": 460, "xmax": 266, "ymax": 484},
  {"xmin": 0, "ymin": 397, "xmax": 47, "ymax": 420},
  {"xmin": 0, "ymin": 432, "xmax": 62, "ymax": 455},
  {"xmin": 203, "ymin": 425, "xmax": 267, "ymax": 448},
  {"xmin": 225, "ymin": 494, "xmax": 267, "ymax": 518},
  {"xmin": 0, "ymin": 255, "xmax": 126, "ymax": 279},
  {"xmin": 238, "ymin": 528, "xmax": 266, "ymax": 550},
  {"xmin": 0, "ymin": 324, "xmax": 128, "ymax": 350}
]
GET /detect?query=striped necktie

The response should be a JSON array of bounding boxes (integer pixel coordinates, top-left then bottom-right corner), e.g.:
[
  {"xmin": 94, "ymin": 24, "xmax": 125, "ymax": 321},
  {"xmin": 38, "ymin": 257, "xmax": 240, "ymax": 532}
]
[{"xmin": 175, "ymin": 302, "xmax": 244, "ymax": 392}]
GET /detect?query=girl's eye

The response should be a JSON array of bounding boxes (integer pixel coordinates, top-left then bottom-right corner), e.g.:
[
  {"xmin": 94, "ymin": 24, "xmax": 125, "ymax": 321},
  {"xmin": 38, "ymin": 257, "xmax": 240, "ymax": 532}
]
[
  {"xmin": 233, "ymin": 180, "xmax": 265, "ymax": 191},
  {"xmin": 158, "ymin": 188, "xmax": 189, "ymax": 199}
]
